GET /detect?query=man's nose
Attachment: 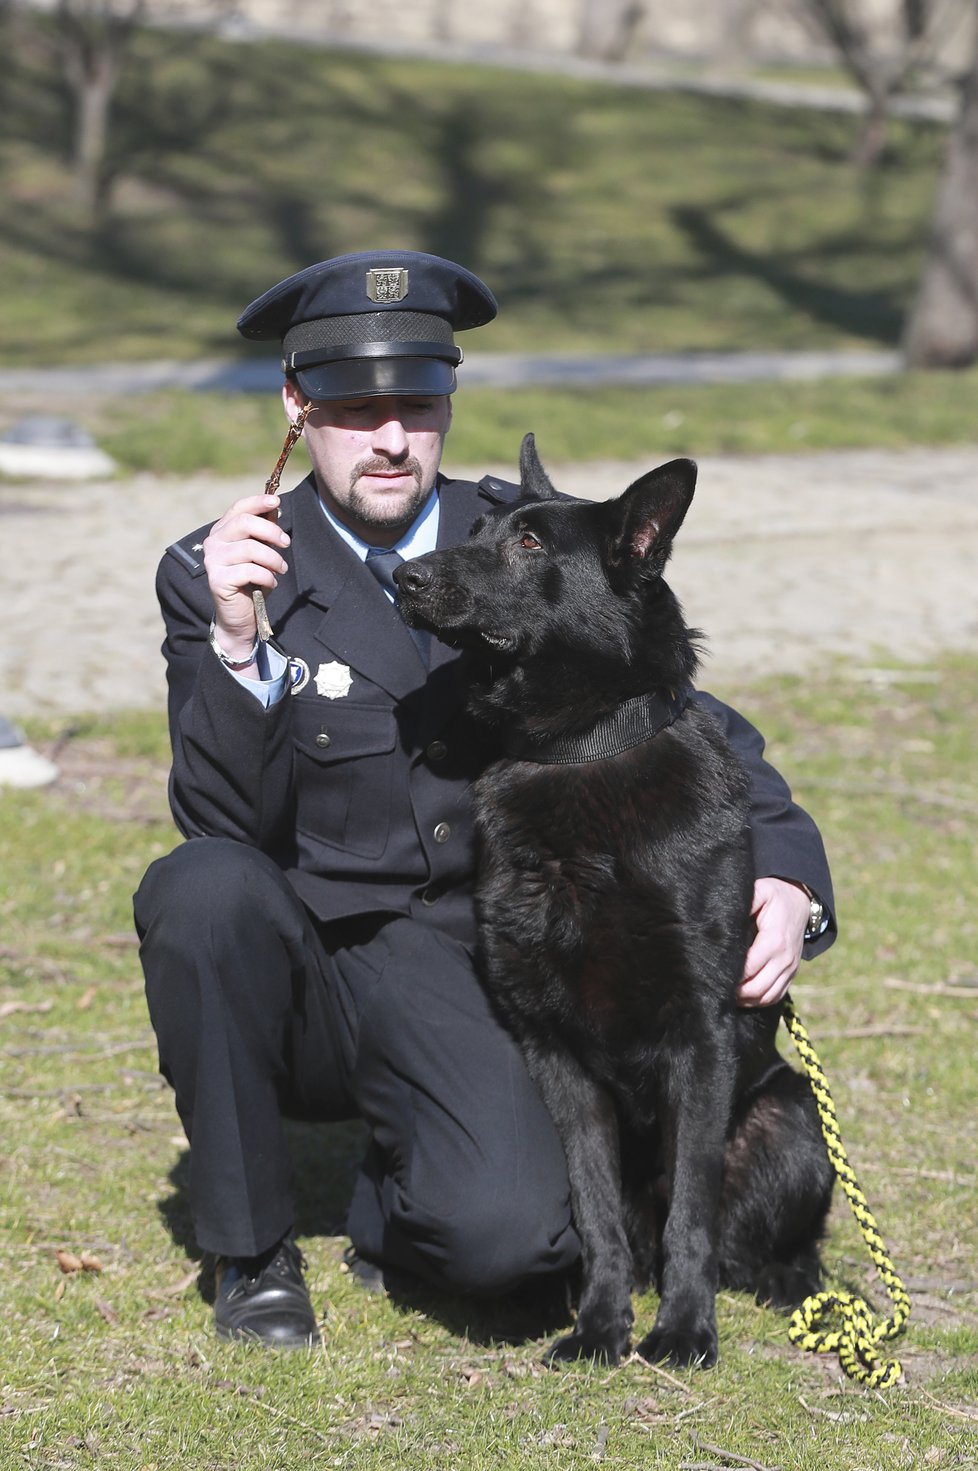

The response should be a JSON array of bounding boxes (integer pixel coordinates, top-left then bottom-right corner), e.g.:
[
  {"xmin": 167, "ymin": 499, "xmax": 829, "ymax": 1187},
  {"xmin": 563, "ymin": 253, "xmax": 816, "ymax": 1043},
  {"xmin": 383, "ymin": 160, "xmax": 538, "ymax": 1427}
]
[{"xmin": 372, "ymin": 416, "xmax": 409, "ymax": 456}]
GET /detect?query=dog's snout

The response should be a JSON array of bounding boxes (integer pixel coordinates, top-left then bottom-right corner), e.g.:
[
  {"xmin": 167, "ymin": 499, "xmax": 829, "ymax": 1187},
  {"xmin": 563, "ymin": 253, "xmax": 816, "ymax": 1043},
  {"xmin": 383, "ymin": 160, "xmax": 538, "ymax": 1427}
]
[{"xmin": 394, "ymin": 560, "xmax": 432, "ymax": 595}]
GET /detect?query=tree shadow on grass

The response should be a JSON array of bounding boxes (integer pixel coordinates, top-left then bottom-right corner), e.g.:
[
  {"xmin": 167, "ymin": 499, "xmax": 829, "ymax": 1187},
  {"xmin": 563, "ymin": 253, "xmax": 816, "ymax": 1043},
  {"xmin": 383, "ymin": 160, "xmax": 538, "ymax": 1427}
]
[{"xmin": 671, "ymin": 201, "xmax": 908, "ymax": 346}]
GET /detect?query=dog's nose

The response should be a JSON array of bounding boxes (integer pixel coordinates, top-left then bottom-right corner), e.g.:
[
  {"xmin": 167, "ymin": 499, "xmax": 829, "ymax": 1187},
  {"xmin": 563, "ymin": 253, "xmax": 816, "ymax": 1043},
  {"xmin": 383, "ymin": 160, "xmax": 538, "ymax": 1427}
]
[{"xmin": 394, "ymin": 560, "xmax": 432, "ymax": 594}]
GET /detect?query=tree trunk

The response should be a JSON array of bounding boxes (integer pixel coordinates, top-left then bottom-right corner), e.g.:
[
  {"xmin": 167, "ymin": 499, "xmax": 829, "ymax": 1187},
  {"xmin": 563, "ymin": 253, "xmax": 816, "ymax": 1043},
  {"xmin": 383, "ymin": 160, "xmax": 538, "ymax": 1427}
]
[
  {"xmin": 903, "ymin": 30, "xmax": 978, "ymax": 367},
  {"xmin": 576, "ymin": 0, "xmax": 645, "ymax": 62},
  {"xmin": 851, "ymin": 92, "xmax": 890, "ymax": 167},
  {"xmin": 66, "ymin": 46, "xmax": 116, "ymax": 217},
  {"xmin": 54, "ymin": 2, "xmax": 146, "ymax": 222}
]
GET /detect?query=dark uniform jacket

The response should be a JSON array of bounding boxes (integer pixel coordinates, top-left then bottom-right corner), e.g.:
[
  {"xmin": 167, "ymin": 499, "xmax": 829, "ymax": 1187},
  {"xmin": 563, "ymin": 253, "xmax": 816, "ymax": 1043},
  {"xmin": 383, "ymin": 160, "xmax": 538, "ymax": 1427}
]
[{"xmin": 158, "ymin": 471, "xmax": 836, "ymax": 955}]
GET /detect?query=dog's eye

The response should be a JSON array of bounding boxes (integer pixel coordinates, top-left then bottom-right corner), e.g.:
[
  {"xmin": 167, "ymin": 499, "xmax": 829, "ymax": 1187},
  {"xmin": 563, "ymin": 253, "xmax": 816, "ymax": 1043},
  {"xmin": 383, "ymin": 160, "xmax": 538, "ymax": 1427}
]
[{"xmin": 518, "ymin": 533, "xmax": 542, "ymax": 551}]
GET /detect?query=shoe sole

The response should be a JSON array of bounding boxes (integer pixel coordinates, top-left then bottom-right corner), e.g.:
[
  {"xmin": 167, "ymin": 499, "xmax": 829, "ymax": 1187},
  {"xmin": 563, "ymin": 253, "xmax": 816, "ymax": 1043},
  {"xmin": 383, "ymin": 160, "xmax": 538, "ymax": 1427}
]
[{"xmin": 215, "ymin": 1321, "xmax": 321, "ymax": 1350}]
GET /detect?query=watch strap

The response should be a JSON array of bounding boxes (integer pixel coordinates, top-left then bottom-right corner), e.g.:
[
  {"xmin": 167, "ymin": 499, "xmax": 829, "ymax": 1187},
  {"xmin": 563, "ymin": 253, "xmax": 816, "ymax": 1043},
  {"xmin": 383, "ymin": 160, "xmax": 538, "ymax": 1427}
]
[
  {"xmin": 208, "ymin": 620, "xmax": 260, "ymax": 671},
  {"xmin": 804, "ymin": 889, "xmax": 825, "ymax": 941}
]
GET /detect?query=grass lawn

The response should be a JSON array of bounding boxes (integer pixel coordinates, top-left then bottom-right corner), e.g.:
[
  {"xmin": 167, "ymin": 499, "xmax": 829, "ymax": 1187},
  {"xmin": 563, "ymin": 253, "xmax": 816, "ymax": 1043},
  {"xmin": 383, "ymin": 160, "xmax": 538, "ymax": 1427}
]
[
  {"xmin": 2, "ymin": 658, "xmax": 976, "ymax": 1468},
  {"xmin": 0, "ymin": 17, "xmax": 947, "ymax": 369},
  {"xmin": 5, "ymin": 364, "xmax": 978, "ymax": 479},
  {"xmin": 4, "ymin": 19, "xmax": 976, "ymax": 474},
  {"xmin": 60, "ymin": 364, "xmax": 978, "ymax": 477}
]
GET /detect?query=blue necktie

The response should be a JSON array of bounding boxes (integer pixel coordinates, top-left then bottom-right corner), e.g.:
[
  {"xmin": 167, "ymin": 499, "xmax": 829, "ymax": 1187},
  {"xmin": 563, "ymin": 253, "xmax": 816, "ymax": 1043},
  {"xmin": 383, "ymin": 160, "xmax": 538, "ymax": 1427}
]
[{"xmin": 365, "ymin": 548, "xmax": 428, "ymax": 663}]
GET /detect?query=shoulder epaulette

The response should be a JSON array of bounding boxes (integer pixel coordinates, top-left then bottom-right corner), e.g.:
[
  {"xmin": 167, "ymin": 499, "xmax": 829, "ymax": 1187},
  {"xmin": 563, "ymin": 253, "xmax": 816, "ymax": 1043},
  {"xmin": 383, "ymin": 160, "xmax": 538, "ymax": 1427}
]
[
  {"xmin": 478, "ymin": 473, "xmax": 523, "ymax": 505},
  {"xmin": 164, "ymin": 526, "xmax": 212, "ymax": 578},
  {"xmin": 162, "ymin": 484, "xmax": 303, "ymax": 578}
]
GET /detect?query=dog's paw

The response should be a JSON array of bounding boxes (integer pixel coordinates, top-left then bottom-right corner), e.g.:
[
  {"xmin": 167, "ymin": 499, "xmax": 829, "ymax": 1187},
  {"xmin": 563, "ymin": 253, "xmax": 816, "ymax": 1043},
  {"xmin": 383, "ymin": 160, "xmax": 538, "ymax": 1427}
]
[
  {"xmin": 635, "ymin": 1318, "xmax": 718, "ymax": 1370},
  {"xmin": 544, "ymin": 1328, "xmax": 627, "ymax": 1367},
  {"xmin": 753, "ymin": 1260, "xmax": 821, "ymax": 1311}
]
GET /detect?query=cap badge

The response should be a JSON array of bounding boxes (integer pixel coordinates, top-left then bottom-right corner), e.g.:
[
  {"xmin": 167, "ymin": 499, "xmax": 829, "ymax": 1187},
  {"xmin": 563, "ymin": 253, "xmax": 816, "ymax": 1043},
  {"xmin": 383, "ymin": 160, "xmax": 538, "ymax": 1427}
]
[
  {"xmin": 314, "ymin": 661, "xmax": 353, "ymax": 700},
  {"xmin": 366, "ymin": 267, "xmax": 409, "ymax": 304}
]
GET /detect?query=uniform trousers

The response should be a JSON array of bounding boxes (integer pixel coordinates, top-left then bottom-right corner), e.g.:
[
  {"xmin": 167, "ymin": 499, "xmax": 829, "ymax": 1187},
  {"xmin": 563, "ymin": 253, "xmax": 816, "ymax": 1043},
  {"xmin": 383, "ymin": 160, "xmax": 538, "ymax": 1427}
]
[{"xmin": 134, "ymin": 837, "xmax": 579, "ymax": 1291}]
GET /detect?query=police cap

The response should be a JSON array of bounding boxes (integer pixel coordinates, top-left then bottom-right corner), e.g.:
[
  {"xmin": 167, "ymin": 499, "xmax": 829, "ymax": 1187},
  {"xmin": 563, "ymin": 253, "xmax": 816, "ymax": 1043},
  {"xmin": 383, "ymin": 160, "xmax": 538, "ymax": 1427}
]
[{"xmin": 237, "ymin": 249, "xmax": 497, "ymax": 400}]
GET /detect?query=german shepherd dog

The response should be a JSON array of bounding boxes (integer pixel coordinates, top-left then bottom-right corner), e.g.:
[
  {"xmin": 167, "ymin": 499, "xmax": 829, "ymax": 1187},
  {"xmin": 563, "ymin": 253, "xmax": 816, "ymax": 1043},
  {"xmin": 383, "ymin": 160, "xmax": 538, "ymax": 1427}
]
[{"xmin": 395, "ymin": 436, "xmax": 833, "ymax": 1368}]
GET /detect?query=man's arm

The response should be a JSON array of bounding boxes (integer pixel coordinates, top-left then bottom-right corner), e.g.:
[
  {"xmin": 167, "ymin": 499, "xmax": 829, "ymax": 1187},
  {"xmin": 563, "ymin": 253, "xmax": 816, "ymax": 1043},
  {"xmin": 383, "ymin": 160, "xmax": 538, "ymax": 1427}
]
[
  {"xmin": 692, "ymin": 691, "xmax": 836, "ymax": 1007},
  {"xmin": 156, "ymin": 503, "xmax": 296, "ymax": 848}
]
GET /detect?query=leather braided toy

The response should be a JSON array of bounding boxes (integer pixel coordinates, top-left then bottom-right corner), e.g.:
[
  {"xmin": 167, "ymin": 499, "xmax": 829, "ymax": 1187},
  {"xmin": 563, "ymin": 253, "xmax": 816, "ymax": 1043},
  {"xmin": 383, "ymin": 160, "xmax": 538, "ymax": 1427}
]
[{"xmin": 781, "ymin": 996, "xmax": 911, "ymax": 1388}]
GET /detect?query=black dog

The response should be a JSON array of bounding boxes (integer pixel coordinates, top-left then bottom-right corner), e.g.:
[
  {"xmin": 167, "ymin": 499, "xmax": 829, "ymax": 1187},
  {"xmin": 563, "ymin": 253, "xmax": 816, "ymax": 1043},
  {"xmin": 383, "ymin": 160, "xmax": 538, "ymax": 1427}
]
[{"xmin": 395, "ymin": 435, "xmax": 833, "ymax": 1368}]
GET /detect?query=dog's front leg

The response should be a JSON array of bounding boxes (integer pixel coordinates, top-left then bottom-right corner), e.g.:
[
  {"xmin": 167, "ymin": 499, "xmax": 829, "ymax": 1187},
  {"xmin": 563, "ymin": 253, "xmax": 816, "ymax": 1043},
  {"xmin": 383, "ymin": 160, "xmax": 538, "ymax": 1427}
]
[
  {"xmin": 523, "ymin": 1042, "xmax": 635, "ymax": 1365},
  {"xmin": 636, "ymin": 1041, "xmax": 734, "ymax": 1370}
]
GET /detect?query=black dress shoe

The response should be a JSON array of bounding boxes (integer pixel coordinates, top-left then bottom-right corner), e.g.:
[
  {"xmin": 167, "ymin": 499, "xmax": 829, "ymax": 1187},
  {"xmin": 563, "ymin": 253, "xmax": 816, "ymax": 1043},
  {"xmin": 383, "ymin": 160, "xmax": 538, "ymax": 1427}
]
[
  {"xmin": 215, "ymin": 1235, "xmax": 320, "ymax": 1348},
  {"xmin": 342, "ymin": 1244, "xmax": 422, "ymax": 1298},
  {"xmin": 342, "ymin": 1244, "xmax": 387, "ymax": 1294}
]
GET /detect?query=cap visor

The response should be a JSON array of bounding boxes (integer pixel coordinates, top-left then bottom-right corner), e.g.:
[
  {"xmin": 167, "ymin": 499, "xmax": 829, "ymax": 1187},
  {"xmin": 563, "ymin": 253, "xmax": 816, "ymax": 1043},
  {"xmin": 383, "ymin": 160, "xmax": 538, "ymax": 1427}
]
[{"xmin": 294, "ymin": 356, "xmax": 457, "ymax": 400}]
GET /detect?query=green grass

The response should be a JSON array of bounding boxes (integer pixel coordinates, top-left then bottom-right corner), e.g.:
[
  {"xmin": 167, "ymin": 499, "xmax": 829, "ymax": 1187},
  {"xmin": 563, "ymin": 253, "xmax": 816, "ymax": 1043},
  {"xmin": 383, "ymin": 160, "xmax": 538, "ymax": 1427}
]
[
  {"xmin": 4, "ymin": 363, "xmax": 978, "ymax": 480},
  {"xmin": 0, "ymin": 16, "xmax": 948, "ymax": 368},
  {"xmin": 2, "ymin": 664, "xmax": 977, "ymax": 1468}
]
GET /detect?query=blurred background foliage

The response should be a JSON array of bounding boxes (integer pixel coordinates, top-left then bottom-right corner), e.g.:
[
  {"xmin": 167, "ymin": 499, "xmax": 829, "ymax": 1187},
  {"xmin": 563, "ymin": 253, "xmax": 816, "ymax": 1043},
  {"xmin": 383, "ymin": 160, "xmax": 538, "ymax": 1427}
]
[{"xmin": 0, "ymin": 11, "xmax": 949, "ymax": 366}]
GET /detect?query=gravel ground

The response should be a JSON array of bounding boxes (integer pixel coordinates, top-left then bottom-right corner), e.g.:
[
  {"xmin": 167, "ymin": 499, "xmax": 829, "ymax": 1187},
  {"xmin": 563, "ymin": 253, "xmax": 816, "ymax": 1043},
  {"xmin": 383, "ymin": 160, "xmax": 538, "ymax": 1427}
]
[{"xmin": 3, "ymin": 444, "xmax": 977, "ymax": 720}]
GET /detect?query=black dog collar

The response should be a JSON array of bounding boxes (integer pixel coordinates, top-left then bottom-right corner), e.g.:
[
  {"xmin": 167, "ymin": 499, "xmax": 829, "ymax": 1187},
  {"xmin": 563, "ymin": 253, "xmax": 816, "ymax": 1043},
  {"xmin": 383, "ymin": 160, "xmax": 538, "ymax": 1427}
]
[{"xmin": 505, "ymin": 689, "xmax": 689, "ymax": 766}]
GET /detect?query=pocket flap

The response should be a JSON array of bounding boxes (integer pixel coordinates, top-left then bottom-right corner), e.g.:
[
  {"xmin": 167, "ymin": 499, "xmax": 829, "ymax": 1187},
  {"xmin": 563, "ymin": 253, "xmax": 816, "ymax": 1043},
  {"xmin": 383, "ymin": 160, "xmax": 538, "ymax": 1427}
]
[{"xmin": 293, "ymin": 702, "xmax": 397, "ymax": 764}]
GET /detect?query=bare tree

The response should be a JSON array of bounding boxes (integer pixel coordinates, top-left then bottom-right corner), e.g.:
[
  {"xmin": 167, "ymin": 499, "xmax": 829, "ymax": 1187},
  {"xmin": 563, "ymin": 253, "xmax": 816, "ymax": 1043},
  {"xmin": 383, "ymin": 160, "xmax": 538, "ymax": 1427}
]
[
  {"xmin": 903, "ymin": 24, "xmax": 978, "ymax": 366},
  {"xmin": 577, "ymin": 0, "xmax": 646, "ymax": 63},
  {"xmin": 52, "ymin": 0, "xmax": 148, "ymax": 219},
  {"xmin": 18, "ymin": 0, "xmax": 232, "ymax": 222},
  {"xmin": 791, "ymin": 0, "xmax": 969, "ymax": 164}
]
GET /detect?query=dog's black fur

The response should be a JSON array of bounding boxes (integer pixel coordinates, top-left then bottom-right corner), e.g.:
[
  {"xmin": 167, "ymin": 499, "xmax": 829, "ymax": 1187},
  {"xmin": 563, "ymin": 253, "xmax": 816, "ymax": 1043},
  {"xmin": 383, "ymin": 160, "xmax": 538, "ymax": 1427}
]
[{"xmin": 395, "ymin": 436, "xmax": 833, "ymax": 1368}]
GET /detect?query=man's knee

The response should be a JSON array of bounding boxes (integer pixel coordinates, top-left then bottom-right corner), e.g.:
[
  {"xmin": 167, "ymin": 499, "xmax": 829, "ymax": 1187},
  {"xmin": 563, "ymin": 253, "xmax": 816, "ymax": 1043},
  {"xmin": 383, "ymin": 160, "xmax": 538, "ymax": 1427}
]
[
  {"xmin": 135, "ymin": 838, "xmax": 285, "ymax": 936},
  {"xmin": 409, "ymin": 1184, "xmax": 577, "ymax": 1296}
]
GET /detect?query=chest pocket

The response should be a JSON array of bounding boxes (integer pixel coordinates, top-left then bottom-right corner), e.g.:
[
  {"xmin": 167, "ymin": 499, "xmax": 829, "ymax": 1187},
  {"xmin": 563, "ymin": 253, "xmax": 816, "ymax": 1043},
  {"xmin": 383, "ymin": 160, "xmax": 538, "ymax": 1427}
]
[{"xmin": 292, "ymin": 701, "xmax": 398, "ymax": 859}]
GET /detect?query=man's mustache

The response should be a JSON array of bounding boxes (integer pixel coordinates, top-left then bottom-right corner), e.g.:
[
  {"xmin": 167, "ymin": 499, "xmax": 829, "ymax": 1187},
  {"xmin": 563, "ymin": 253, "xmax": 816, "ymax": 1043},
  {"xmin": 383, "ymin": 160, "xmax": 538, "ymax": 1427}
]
[{"xmin": 352, "ymin": 456, "xmax": 423, "ymax": 488}]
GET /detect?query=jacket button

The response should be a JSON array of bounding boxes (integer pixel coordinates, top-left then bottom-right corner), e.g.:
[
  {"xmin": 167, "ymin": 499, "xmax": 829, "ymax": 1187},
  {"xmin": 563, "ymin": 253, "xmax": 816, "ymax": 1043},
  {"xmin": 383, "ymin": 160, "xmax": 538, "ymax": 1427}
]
[
  {"xmin": 315, "ymin": 731, "xmax": 331, "ymax": 748},
  {"xmin": 433, "ymin": 822, "xmax": 451, "ymax": 843},
  {"xmin": 421, "ymin": 886, "xmax": 440, "ymax": 906},
  {"xmin": 426, "ymin": 740, "xmax": 448, "ymax": 762}
]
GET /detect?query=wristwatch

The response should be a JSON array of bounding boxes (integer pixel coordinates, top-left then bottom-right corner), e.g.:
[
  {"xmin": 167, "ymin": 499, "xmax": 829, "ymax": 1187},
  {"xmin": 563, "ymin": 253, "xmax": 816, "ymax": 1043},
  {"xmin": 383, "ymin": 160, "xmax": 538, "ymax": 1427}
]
[
  {"xmin": 803, "ymin": 888, "xmax": 825, "ymax": 941},
  {"xmin": 208, "ymin": 619, "xmax": 260, "ymax": 671}
]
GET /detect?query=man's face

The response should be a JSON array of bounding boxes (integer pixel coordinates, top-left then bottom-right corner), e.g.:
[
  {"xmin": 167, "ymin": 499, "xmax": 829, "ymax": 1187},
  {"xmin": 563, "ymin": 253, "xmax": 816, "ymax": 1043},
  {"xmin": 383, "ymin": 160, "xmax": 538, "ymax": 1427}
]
[{"xmin": 284, "ymin": 383, "xmax": 452, "ymax": 544}]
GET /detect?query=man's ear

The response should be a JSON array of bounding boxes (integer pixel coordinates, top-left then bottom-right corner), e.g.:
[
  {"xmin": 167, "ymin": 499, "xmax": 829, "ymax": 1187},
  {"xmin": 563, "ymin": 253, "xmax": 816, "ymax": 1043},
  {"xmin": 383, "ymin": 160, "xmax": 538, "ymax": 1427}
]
[
  {"xmin": 610, "ymin": 458, "xmax": 697, "ymax": 566},
  {"xmin": 283, "ymin": 379, "xmax": 309, "ymax": 426},
  {"xmin": 518, "ymin": 432, "xmax": 561, "ymax": 501}
]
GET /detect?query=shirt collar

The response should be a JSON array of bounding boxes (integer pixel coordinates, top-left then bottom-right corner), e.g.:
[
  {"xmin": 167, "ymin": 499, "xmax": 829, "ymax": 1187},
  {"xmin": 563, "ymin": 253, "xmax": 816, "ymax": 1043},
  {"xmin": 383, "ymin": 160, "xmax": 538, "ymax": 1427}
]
[{"xmin": 318, "ymin": 484, "xmax": 441, "ymax": 561}]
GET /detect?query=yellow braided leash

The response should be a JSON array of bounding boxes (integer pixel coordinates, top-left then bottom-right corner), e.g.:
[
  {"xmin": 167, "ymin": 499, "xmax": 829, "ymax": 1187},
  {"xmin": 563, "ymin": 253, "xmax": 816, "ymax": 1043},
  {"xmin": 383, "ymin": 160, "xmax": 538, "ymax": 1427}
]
[{"xmin": 780, "ymin": 995, "xmax": 911, "ymax": 1388}]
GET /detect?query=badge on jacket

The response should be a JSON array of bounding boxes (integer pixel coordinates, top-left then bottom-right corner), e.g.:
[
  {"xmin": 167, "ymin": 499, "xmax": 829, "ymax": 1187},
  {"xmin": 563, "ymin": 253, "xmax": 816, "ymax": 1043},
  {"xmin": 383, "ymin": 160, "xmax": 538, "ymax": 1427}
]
[{"xmin": 314, "ymin": 661, "xmax": 353, "ymax": 700}]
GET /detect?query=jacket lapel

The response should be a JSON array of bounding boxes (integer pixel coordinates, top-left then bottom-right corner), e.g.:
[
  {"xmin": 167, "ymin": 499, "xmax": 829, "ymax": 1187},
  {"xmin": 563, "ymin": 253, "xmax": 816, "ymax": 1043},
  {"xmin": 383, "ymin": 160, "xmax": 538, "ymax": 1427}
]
[
  {"xmin": 267, "ymin": 473, "xmax": 491, "ymax": 707},
  {"xmin": 270, "ymin": 475, "xmax": 426, "ymax": 700}
]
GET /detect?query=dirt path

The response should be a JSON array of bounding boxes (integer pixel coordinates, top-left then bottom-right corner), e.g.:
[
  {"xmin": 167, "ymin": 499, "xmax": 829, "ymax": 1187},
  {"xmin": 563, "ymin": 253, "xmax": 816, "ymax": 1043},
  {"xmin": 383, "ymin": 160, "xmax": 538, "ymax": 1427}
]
[{"xmin": 3, "ymin": 444, "xmax": 976, "ymax": 719}]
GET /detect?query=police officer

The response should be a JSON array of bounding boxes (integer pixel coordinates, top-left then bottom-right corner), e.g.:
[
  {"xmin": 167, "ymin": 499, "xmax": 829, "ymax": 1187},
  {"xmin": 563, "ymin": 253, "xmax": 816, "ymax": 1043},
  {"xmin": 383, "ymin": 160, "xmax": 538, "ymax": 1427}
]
[{"xmin": 135, "ymin": 250, "xmax": 834, "ymax": 1348}]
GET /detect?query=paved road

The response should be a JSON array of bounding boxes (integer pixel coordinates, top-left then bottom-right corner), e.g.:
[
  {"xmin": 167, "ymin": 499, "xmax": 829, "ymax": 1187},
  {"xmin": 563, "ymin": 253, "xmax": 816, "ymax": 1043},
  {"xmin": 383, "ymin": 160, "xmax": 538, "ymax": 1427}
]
[
  {"xmin": 0, "ymin": 348, "xmax": 902, "ymax": 400},
  {"xmin": 3, "ymin": 444, "xmax": 976, "ymax": 720}
]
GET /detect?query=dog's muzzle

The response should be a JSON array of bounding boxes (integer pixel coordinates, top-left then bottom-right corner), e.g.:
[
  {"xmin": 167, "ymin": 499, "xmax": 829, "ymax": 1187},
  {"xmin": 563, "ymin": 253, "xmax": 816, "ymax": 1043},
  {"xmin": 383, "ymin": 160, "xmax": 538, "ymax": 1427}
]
[{"xmin": 393, "ymin": 560, "xmax": 432, "ymax": 596}]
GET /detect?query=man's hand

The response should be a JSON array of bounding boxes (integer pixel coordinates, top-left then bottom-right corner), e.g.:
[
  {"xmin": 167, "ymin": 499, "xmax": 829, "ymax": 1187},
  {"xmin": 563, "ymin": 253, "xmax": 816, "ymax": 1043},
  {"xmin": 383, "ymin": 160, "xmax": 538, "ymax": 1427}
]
[
  {"xmin": 202, "ymin": 494, "xmax": 291, "ymax": 660},
  {"xmin": 738, "ymin": 877, "xmax": 811, "ymax": 1008}
]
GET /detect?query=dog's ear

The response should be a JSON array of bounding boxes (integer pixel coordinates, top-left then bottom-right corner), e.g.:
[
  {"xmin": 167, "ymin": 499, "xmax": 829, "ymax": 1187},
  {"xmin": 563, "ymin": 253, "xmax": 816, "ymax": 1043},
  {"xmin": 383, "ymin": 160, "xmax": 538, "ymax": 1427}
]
[
  {"xmin": 518, "ymin": 432, "xmax": 560, "ymax": 502},
  {"xmin": 610, "ymin": 458, "xmax": 697, "ymax": 568}
]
